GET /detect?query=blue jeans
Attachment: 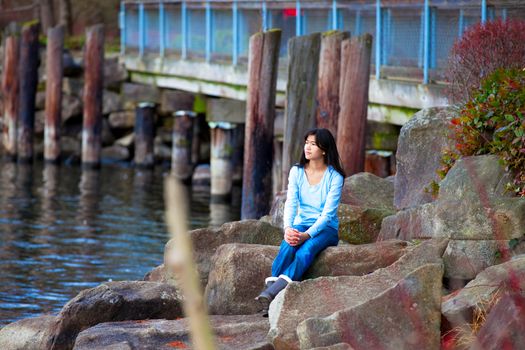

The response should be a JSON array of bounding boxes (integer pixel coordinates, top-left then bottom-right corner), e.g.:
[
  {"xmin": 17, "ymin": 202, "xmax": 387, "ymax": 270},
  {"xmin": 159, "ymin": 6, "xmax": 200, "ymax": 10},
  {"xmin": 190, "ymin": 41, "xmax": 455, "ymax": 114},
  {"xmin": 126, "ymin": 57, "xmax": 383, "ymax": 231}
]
[{"xmin": 271, "ymin": 224, "xmax": 339, "ymax": 281}]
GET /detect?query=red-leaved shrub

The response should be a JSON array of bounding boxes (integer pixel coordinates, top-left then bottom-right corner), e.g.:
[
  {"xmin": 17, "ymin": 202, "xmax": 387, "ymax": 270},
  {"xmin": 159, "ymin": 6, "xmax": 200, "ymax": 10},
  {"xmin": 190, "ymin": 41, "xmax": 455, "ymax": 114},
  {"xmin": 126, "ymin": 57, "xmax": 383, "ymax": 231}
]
[{"xmin": 446, "ymin": 19, "xmax": 525, "ymax": 104}]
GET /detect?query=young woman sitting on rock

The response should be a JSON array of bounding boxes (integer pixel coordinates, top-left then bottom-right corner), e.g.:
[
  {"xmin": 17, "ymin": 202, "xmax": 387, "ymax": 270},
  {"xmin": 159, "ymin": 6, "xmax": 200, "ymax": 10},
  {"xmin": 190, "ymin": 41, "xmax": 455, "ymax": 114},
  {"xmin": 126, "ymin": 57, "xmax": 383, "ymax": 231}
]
[{"xmin": 256, "ymin": 128, "xmax": 346, "ymax": 316}]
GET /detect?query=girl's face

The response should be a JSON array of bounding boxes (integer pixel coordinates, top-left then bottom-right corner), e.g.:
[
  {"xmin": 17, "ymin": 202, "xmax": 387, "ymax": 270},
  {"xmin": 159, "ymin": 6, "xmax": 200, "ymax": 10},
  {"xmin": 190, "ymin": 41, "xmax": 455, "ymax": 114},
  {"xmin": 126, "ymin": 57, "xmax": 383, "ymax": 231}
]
[{"xmin": 304, "ymin": 135, "xmax": 324, "ymax": 161}]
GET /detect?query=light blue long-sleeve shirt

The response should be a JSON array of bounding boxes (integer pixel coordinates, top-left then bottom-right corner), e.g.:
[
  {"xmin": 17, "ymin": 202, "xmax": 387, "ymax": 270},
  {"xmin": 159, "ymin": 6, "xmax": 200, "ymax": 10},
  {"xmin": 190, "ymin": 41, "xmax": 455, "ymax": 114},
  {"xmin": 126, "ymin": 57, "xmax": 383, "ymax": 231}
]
[{"xmin": 282, "ymin": 165, "xmax": 344, "ymax": 237}]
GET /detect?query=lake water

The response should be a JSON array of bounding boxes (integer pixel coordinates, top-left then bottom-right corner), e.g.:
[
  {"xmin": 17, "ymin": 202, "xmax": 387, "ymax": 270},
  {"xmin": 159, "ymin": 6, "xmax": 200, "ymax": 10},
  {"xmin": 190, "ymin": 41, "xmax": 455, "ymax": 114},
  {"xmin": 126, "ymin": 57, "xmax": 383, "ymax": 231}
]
[{"xmin": 0, "ymin": 161, "xmax": 240, "ymax": 327}]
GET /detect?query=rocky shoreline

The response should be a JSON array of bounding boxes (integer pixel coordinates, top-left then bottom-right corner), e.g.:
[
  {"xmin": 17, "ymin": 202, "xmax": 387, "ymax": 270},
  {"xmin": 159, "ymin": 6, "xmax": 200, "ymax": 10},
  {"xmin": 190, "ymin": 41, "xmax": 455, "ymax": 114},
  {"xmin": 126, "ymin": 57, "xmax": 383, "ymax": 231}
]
[{"xmin": 1, "ymin": 107, "xmax": 525, "ymax": 349}]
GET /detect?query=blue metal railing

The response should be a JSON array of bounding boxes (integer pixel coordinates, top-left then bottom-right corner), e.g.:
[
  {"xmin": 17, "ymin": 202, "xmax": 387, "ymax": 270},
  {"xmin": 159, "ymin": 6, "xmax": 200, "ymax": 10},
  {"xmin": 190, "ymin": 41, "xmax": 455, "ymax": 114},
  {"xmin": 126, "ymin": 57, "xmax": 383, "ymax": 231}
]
[{"xmin": 120, "ymin": 0, "xmax": 523, "ymax": 84}]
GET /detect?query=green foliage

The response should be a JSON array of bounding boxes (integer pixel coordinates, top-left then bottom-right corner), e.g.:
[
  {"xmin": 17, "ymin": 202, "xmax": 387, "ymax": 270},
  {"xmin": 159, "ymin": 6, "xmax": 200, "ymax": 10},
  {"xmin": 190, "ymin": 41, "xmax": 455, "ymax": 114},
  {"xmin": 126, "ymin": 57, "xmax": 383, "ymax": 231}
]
[
  {"xmin": 445, "ymin": 68, "xmax": 525, "ymax": 196},
  {"xmin": 64, "ymin": 35, "xmax": 86, "ymax": 51}
]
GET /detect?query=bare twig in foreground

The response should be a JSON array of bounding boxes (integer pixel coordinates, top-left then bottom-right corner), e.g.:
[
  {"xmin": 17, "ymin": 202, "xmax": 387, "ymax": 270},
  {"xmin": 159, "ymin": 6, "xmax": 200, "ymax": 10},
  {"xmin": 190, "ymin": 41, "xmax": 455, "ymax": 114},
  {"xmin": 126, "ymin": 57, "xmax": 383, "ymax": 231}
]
[{"xmin": 164, "ymin": 174, "xmax": 216, "ymax": 350}]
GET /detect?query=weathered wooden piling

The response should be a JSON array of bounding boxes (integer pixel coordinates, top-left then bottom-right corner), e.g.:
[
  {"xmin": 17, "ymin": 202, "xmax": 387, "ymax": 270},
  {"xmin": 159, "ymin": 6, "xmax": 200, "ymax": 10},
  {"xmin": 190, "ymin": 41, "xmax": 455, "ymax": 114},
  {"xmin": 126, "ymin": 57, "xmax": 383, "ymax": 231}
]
[
  {"xmin": 231, "ymin": 123, "xmax": 244, "ymax": 183},
  {"xmin": 282, "ymin": 33, "xmax": 321, "ymax": 189},
  {"xmin": 337, "ymin": 34, "xmax": 373, "ymax": 176},
  {"xmin": 171, "ymin": 110, "xmax": 196, "ymax": 180},
  {"xmin": 210, "ymin": 122, "xmax": 236, "ymax": 201},
  {"xmin": 1, "ymin": 33, "xmax": 20, "ymax": 160},
  {"xmin": 134, "ymin": 102, "xmax": 156, "ymax": 168},
  {"xmin": 81, "ymin": 24, "xmax": 105, "ymax": 168},
  {"xmin": 316, "ymin": 31, "xmax": 349, "ymax": 136},
  {"xmin": 17, "ymin": 21, "xmax": 40, "ymax": 162},
  {"xmin": 241, "ymin": 30, "xmax": 281, "ymax": 219},
  {"xmin": 44, "ymin": 25, "xmax": 65, "ymax": 163}
]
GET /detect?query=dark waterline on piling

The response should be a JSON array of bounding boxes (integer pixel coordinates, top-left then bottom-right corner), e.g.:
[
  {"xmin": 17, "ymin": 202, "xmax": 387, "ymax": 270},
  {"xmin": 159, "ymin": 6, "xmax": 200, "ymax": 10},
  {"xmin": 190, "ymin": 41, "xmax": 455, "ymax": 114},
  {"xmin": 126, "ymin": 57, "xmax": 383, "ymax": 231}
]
[{"xmin": 0, "ymin": 161, "xmax": 240, "ymax": 327}]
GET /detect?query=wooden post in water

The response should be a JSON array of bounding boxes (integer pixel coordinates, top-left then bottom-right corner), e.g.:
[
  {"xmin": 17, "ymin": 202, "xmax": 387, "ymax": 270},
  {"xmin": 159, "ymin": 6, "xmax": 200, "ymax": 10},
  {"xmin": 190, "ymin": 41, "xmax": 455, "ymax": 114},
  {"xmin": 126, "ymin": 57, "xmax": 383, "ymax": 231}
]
[
  {"xmin": 282, "ymin": 33, "xmax": 321, "ymax": 190},
  {"xmin": 81, "ymin": 24, "xmax": 104, "ymax": 168},
  {"xmin": 316, "ymin": 31, "xmax": 349, "ymax": 136},
  {"xmin": 241, "ymin": 30, "xmax": 281, "ymax": 219},
  {"xmin": 17, "ymin": 21, "xmax": 40, "ymax": 162},
  {"xmin": 134, "ymin": 102, "xmax": 156, "ymax": 168},
  {"xmin": 1, "ymin": 33, "xmax": 20, "ymax": 160},
  {"xmin": 210, "ymin": 122, "xmax": 235, "ymax": 202},
  {"xmin": 44, "ymin": 25, "xmax": 65, "ymax": 163},
  {"xmin": 337, "ymin": 34, "xmax": 373, "ymax": 176},
  {"xmin": 171, "ymin": 110, "xmax": 196, "ymax": 180}
]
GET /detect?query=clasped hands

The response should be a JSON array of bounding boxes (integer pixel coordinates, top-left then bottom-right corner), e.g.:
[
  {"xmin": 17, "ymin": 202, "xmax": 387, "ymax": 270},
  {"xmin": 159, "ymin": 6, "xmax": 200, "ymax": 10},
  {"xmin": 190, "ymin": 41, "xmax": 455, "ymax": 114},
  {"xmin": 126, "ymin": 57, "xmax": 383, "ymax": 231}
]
[{"xmin": 284, "ymin": 227, "xmax": 310, "ymax": 246}]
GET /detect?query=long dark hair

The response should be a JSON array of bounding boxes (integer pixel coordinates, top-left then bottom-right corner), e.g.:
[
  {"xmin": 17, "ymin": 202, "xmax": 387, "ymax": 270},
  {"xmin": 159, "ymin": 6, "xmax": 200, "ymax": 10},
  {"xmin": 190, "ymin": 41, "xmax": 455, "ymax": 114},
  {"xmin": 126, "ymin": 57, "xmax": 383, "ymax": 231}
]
[{"xmin": 297, "ymin": 128, "xmax": 346, "ymax": 178}]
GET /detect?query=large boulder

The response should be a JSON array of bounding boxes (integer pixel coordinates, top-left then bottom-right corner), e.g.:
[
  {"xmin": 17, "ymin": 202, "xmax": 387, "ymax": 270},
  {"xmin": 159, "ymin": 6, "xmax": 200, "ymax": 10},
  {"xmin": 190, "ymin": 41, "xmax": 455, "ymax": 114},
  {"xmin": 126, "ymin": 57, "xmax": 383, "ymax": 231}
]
[
  {"xmin": 204, "ymin": 241, "xmax": 407, "ymax": 316},
  {"xmin": 338, "ymin": 204, "xmax": 395, "ymax": 244},
  {"xmin": 471, "ymin": 293, "xmax": 525, "ymax": 350},
  {"xmin": 164, "ymin": 220, "xmax": 283, "ymax": 287},
  {"xmin": 159, "ymin": 89, "xmax": 195, "ymax": 116},
  {"xmin": 103, "ymin": 56, "xmax": 128, "ymax": 89},
  {"xmin": 443, "ymin": 240, "xmax": 525, "ymax": 280},
  {"xmin": 297, "ymin": 263, "xmax": 443, "ymax": 350},
  {"xmin": 206, "ymin": 244, "xmax": 278, "ymax": 315},
  {"xmin": 394, "ymin": 107, "xmax": 456, "ymax": 210},
  {"xmin": 438, "ymin": 155, "xmax": 513, "ymax": 202},
  {"xmin": 380, "ymin": 155, "xmax": 525, "ymax": 242},
  {"xmin": 46, "ymin": 281, "xmax": 183, "ymax": 350},
  {"xmin": 442, "ymin": 255, "xmax": 525, "ymax": 327},
  {"xmin": 101, "ymin": 145, "xmax": 130, "ymax": 162},
  {"xmin": 102, "ymin": 90, "xmax": 123, "ymax": 115},
  {"xmin": 122, "ymin": 83, "xmax": 160, "ymax": 109},
  {"xmin": 108, "ymin": 111, "xmax": 135, "ymax": 129},
  {"xmin": 303, "ymin": 240, "xmax": 407, "ymax": 279},
  {"xmin": 73, "ymin": 314, "xmax": 272, "ymax": 350},
  {"xmin": 0, "ymin": 315, "xmax": 56, "ymax": 350},
  {"xmin": 379, "ymin": 198, "xmax": 525, "ymax": 242},
  {"xmin": 268, "ymin": 239, "xmax": 448, "ymax": 349},
  {"xmin": 341, "ymin": 172, "xmax": 394, "ymax": 209}
]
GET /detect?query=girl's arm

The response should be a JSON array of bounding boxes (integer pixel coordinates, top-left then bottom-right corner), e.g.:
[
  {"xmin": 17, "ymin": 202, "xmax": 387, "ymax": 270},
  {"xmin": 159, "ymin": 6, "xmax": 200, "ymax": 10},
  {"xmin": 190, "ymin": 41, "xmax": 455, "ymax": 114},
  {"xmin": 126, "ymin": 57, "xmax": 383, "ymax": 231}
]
[
  {"xmin": 283, "ymin": 166, "xmax": 299, "ymax": 230},
  {"xmin": 305, "ymin": 172, "xmax": 344, "ymax": 237}
]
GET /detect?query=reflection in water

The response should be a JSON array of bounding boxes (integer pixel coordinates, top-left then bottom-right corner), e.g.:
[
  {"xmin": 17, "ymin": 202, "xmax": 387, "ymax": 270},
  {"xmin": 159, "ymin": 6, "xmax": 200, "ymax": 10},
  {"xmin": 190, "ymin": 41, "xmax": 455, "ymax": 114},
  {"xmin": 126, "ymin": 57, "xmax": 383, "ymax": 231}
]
[{"xmin": 0, "ymin": 162, "xmax": 240, "ymax": 326}]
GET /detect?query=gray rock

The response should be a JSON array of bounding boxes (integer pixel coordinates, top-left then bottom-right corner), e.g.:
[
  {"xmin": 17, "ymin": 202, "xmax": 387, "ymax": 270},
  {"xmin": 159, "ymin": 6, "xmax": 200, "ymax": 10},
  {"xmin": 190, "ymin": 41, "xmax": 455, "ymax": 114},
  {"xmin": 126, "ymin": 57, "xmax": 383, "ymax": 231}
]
[
  {"xmin": 341, "ymin": 172, "xmax": 395, "ymax": 210},
  {"xmin": 36, "ymin": 91, "xmax": 46, "ymax": 110},
  {"xmin": 154, "ymin": 142, "xmax": 172, "ymax": 162},
  {"xmin": 46, "ymin": 281, "xmax": 183, "ymax": 350},
  {"xmin": 103, "ymin": 56, "xmax": 128, "ymax": 89},
  {"xmin": 338, "ymin": 204, "xmax": 395, "ymax": 244},
  {"xmin": 101, "ymin": 145, "xmax": 130, "ymax": 162},
  {"xmin": 267, "ymin": 191, "xmax": 286, "ymax": 229},
  {"xmin": 394, "ymin": 107, "xmax": 456, "ymax": 210},
  {"xmin": 438, "ymin": 155, "xmax": 513, "ymax": 202},
  {"xmin": 442, "ymin": 256, "xmax": 525, "ymax": 327},
  {"xmin": 310, "ymin": 344, "xmax": 355, "ymax": 350},
  {"xmin": 115, "ymin": 133, "xmax": 135, "ymax": 148},
  {"xmin": 73, "ymin": 315, "xmax": 272, "ymax": 350},
  {"xmin": 103, "ymin": 90, "xmax": 123, "ymax": 115},
  {"xmin": 268, "ymin": 239, "xmax": 448, "ymax": 348},
  {"xmin": 205, "ymin": 241, "xmax": 407, "ymax": 316},
  {"xmin": 62, "ymin": 78, "xmax": 83, "ymax": 97},
  {"xmin": 108, "ymin": 111, "xmax": 135, "ymax": 129},
  {"xmin": 164, "ymin": 220, "xmax": 283, "ymax": 288},
  {"xmin": 0, "ymin": 315, "xmax": 56, "ymax": 350},
  {"xmin": 35, "ymin": 110, "xmax": 45, "ymax": 135},
  {"xmin": 159, "ymin": 89, "xmax": 195, "ymax": 116},
  {"xmin": 122, "ymin": 83, "xmax": 160, "ymax": 110},
  {"xmin": 471, "ymin": 293, "xmax": 525, "ymax": 350},
  {"xmin": 61, "ymin": 136, "xmax": 81, "ymax": 157},
  {"xmin": 206, "ymin": 244, "xmax": 278, "ymax": 315},
  {"xmin": 298, "ymin": 263, "xmax": 443, "ymax": 350},
  {"xmin": 62, "ymin": 94, "xmax": 83, "ymax": 123},
  {"xmin": 443, "ymin": 239, "xmax": 525, "ymax": 279},
  {"xmin": 379, "ymin": 197, "xmax": 525, "ymax": 241},
  {"xmin": 303, "ymin": 240, "xmax": 408, "ymax": 279}
]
